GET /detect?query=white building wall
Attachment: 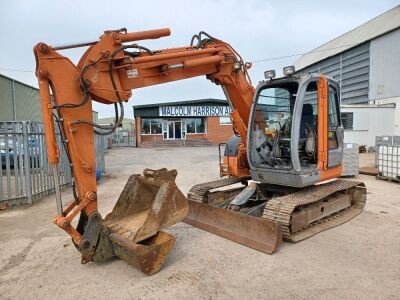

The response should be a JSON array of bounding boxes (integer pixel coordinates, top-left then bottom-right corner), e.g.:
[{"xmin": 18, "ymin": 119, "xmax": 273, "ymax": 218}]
[
  {"xmin": 341, "ymin": 106, "xmax": 395, "ymax": 147},
  {"xmin": 369, "ymin": 28, "xmax": 400, "ymax": 100},
  {"xmin": 373, "ymin": 97, "xmax": 400, "ymax": 135}
]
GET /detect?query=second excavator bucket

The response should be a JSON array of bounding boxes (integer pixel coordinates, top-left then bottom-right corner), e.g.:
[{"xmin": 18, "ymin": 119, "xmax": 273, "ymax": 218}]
[{"xmin": 94, "ymin": 168, "xmax": 188, "ymax": 275}]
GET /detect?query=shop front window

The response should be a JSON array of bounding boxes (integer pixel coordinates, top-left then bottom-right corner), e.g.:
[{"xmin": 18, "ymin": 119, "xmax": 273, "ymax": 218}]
[
  {"xmin": 196, "ymin": 119, "xmax": 205, "ymax": 133},
  {"xmin": 151, "ymin": 119, "xmax": 162, "ymax": 134},
  {"xmin": 141, "ymin": 119, "xmax": 150, "ymax": 134},
  {"xmin": 186, "ymin": 118, "xmax": 196, "ymax": 133},
  {"xmin": 141, "ymin": 119, "xmax": 163, "ymax": 134},
  {"xmin": 186, "ymin": 118, "xmax": 205, "ymax": 134}
]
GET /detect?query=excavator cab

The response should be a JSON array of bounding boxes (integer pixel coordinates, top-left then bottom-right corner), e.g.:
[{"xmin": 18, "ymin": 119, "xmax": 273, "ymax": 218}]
[
  {"xmin": 185, "ymin": 71, "xmax": 365, "ymax": 247},
  {"xmin": 248, "ymin": 72, "xmax": 344, "ymax": 186}
]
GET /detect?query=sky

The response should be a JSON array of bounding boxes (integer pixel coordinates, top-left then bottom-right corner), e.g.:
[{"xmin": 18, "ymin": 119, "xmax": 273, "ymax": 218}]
[{"xmin": 0, "ymin": 0, "xmax": 398, "ymax": 119}]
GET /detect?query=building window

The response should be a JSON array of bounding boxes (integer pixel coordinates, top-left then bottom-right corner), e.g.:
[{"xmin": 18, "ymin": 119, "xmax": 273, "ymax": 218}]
[
  {"xmin": 220, "ymin": 116, "xmax": 232, "ymax": 125},
  {"xmin": 341, "ymin": 112, "xmax": 353, "ymax": 130},
  {"xmin": 186, "ymin": 118, "xmax": 196, "ymax": 133},
  {"xmin": 141, "ymin": 118, "xmax": 163, "ymax": 134},
  {"xmin": 151, "ymin": 119, "xmax": 162, "ymax": 134},
  {"xmin": 142, "ymin": 119, "xmax": 150, "ymax": 134},
  {"xmin": 186, "ymin": 118, "xmax": 205, "ymax": 134}
]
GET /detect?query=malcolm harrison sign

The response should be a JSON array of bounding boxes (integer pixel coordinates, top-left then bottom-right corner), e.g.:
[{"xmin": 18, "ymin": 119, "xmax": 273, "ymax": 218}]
[{"xmin": 159, "ymin": 105, "xmax": 231, "ymax": 117}]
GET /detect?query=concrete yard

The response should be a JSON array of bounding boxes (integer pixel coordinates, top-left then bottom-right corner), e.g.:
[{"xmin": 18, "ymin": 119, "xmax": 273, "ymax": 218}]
[{"xmin": 0, "ymin": 147, "xmax": 399, "ymax": 299}]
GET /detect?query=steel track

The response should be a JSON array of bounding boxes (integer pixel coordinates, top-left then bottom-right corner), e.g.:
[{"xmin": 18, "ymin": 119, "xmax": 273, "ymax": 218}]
[{"xmin": 187, "ymin": 178, "xmax": 366, "ymax": 242}]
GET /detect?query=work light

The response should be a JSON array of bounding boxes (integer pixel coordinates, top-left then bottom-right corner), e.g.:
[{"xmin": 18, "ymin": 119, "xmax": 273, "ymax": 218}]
[
  {"xmin": 264, "ymin": 70, "xmax": 276, "ymax": 80},
  {"xmin": 283, "ymin": 66, "xmax": 295, "ymax": 76}
]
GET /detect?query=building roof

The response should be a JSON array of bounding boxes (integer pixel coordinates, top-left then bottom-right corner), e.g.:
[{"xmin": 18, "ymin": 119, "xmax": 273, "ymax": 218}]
[
  {"xmin": 294, "ymin": 5, "xmax": 400, "ymax": 70},
  {"xmin": 98, "ymin": 117, "xmax": 133, "ymax": 123},
  {"xmin": 0, "ymin": 73, "xmax": 39, "ymax": 91},
  {"xmin": 132, "ymin": 98, "xmax": 227, "ymax": 109}
]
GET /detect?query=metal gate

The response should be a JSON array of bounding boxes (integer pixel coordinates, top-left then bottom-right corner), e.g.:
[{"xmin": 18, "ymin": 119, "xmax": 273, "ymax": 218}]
[
  {"xmin": 111, "ymin": 127, "xmax": 136, "ymax": 147},
  {"xmin": 0, "ymin": 121, "xmax": 105, "ymax": 207}
]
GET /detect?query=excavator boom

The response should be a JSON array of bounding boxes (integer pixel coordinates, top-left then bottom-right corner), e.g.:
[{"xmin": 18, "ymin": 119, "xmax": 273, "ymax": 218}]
[{"xmin": 34, "ymin": 27, "xmax": 280, "ymax": 273}]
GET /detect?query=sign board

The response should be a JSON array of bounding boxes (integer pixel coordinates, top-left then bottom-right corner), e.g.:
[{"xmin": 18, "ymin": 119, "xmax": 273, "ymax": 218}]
[{"xmin": 159, "ymin": 105, "xmax": 231, "ymax": 117}]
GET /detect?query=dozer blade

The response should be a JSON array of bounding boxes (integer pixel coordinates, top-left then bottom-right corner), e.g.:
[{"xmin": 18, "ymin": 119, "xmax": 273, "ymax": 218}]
[
  {"xmin": 94, "ymin": 168, "xmax": 188, "ymax": 275},
  {"xmin": 183, "ymin": 200, "xmax": 282, "ymax": 254}
]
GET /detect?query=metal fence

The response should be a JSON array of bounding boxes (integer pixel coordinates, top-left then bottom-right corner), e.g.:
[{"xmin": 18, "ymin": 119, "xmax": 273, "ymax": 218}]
[
  {"xmin": 110, "ymin": 128, "xmax": 135, "ymax": 147},
  {"xmin": 0, "ymin": 121, "xmax": 105, "ymax": 207}
]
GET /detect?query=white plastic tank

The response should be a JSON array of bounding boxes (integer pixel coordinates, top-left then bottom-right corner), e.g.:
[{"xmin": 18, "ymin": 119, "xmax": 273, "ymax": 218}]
[{"xmin": 378, "ymin": 145, "xmax": 400, "ymax": 179}]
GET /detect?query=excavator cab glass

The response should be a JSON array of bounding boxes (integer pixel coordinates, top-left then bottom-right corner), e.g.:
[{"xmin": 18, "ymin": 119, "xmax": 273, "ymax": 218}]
[
  {"xmin": 250, "ymin": 80, "xmax": 299, "ymax": 170},
  {"xmin": 251, "ymin": 75, "xmax": 328, "ymax": 169}
]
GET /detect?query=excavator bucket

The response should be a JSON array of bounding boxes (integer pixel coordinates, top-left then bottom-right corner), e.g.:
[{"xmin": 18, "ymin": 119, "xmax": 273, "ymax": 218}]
[
  {"xmin": 184, "ymin": 200, "xmax": 282, "ymax": 254},
  {"xmin": 94, "ymin": 168, "xmax": 188, "ymax": 275}
]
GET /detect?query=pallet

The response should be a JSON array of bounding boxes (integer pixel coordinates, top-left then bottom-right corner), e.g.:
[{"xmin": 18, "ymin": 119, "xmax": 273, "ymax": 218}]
[
  {"xmin": 340, "ymin": 174, "xmax": 357, "ymax": 178},
  {"xmin": 359, "ymin": 167, "xmax": 378, "ymax": 176},
  {"xmin": 376, "ymin": 175, "xmax": 400, "ymax": 183}
]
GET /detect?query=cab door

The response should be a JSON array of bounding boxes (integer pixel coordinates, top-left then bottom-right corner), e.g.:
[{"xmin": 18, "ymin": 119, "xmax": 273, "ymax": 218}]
[
  {"xmin": 327, "ymin": 81, "xmax": 343, "ymax": 167},
  {"xmin": 317, "ymin": 76, "xmax": 343, "ymax": 179}
]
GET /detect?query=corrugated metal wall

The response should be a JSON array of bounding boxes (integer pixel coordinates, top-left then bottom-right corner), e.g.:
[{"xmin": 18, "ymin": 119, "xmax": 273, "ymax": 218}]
[
  {"xmin": 0, "ymin": 76, "xmax": 15, "ymax": 121},
  {"xmin": 298, "ymin": 42, "xmax": 370, "ymax": 104},
  {"xmin": 14, "ymin": 81, "xmax": 42, "ymax": 121},
  {"xmin": 369, "ymin": 28, "xmax": 400, "ymax": 100},
  {"xmin": 0, "ymin": 75, "xmax": 42, "ymax": 122}
]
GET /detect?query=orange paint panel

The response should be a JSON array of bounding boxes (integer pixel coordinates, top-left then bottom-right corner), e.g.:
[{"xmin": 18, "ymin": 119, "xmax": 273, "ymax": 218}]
[
  {"xmin": 317, "ymin": 76, "xmax": 328, "ymax": 171},
  {"xmin": 37, "ymin": 78, "xmax": 59, "ymax": 164},
  {"xmin": 320, "ymin": 166, "xmax": 342, "ymax": 181}
]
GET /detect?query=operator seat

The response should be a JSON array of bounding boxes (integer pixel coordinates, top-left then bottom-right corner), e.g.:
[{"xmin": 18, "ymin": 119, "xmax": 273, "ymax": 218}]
[{"xmin": 300, "ymin": 103, "xmax": 314, "ymax": 138}]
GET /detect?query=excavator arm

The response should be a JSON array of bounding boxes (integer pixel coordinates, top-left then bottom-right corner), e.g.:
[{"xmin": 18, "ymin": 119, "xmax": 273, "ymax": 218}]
[{"xmin": 34, "ymin": 28, "xmax": 261, "ymax": 273}]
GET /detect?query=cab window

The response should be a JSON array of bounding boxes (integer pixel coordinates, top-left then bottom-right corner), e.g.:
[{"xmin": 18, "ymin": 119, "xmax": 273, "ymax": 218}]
[{"xmin": 328, "ymin": 86, "xmax": 340, "ymax": 130}]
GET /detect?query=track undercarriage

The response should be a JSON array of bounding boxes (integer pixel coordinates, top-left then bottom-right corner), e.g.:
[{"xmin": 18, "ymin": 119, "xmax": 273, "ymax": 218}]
[{"xmin": 184, "ymin": 177, "xmax": 366, "ymax": 253}]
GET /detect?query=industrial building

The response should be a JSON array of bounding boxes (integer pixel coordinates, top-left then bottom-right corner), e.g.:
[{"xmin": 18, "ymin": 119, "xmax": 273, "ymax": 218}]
[
  {"xmin": 133, "ymin": 99, "xmax": 233, "ymax": 147},
  {"xmin": 294, "ymin": 6, "xmax": 400, "ymax": 147},
  {"xmin": 98, "ymin": 117, "xmax": 134, "ymax": 131},
  {"xmin": 0, "ymin": 74, "xmax": 42, "ymax": 122},
  {"xmin": 98, "ymin": 117, "xmax": 135, "ymax": 147},
  {"xmin": 0, "ymin": 73, "xmax": 99, "ymax": 122}
]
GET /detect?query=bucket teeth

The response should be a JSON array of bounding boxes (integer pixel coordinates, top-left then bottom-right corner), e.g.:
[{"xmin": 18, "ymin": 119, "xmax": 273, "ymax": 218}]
[{"xmin": 94, "ymin": 168, "xmax": 188, "ymax": 274}]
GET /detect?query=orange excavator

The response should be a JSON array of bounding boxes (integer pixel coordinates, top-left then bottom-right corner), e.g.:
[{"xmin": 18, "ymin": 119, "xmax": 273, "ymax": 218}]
[{"xmin": 34, "ymin": 28, "xmax": 366, "ymax": 275}]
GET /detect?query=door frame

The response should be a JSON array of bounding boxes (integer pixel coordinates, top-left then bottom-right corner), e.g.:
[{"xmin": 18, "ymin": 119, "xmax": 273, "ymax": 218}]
[{"xmin": 163, "ymin": 120, "xmax": 185, "ymax": 140}]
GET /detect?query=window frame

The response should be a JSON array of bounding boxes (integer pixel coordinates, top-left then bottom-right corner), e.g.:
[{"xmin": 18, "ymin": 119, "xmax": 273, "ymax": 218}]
[
  {"xmin": 141, "ymin": 118, "xmax": 163, "ymax": 135},
  {"xmin": 186, "ymin": 118, "xmax": 206, "ymax": 134},
  {"xmin": 150, "ymin": 119, "xmax": 162, "ymax": 134}
]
